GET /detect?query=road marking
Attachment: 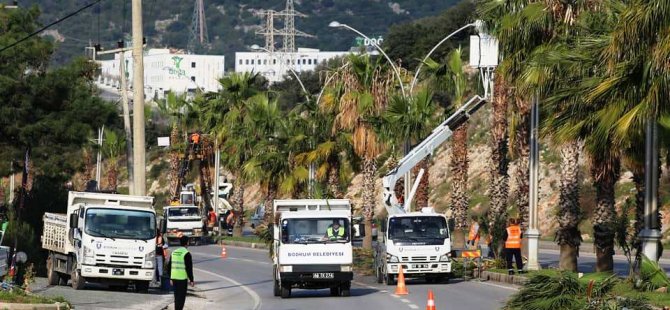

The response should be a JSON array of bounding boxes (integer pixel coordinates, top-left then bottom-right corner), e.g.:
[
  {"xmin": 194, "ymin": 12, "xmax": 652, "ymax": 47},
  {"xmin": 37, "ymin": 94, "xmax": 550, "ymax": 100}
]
[
  {"xmin": 401, "ymin": 298, "xmax": 410, "ymax": 303},
  {"xmin": 193, "ymin": 253, "xmax": 271, "ymax": 265},
  {"xmin": 475, "ymin": 281, "xmax": 520, "ymax": 291},
  {"xmin": 408, "ymin": 305, "xmax": 419, "ymax": 309},
  {"xmin": 391, "ymin": 294, "xmax": 401, "ymax": 298},
  {"xmin": 194, "ymin": 268, "xmax": 262, "ymax": 310}
]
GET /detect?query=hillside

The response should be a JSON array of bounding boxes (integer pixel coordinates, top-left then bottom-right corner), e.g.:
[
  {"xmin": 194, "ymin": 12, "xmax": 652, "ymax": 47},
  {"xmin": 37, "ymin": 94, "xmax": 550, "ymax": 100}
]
[{"xmin": 24, "ymin": 0, "xmax": 460, "ymax": 68}]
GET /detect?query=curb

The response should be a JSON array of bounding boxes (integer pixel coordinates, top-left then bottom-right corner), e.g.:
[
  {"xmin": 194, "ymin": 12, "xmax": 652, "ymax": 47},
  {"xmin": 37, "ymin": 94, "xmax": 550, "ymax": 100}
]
[
  {"xmin": 218, "ymin": 240, "xmax": 269, "ymax": 250},
  {"xmin": 475, "ymin": 270, "xmax": 529, "ymax": 286},
  {"xmin": 0, "ymin": 303, "xmax": 69, "ymax": 310}
]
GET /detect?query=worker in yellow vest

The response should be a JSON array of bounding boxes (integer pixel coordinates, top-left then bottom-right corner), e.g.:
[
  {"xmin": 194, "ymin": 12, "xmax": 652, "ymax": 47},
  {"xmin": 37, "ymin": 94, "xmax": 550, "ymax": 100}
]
[
  {"xmin": 325, "ymin": 220, "xmax": 345, "ymax": 241},
  {"xmin": 466, "ymin": 216, "xmax": 480, "ymax": 248},
  {"xmin": 503, "ymin": 218, "xmax": 523, "ymax": 275},
  {"xmin": 167, "ymin": 235, "xmax": 194, "ymax": 310}
]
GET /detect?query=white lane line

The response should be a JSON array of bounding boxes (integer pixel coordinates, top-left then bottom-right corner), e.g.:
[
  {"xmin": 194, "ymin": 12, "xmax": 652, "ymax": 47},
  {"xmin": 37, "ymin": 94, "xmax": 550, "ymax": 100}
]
[
  {"xmin": 391, "ymin": 294, "xmax": 401, "ymax": 298},
  {"xmin": 194, "ymin": 267, "xmax": 262, "ymax": 310},
  {"xmin": 476, "ymin": 281, "xmax": 520, "ymax": 291},
  {"xmin": 408, "ymin": 305, "xmax": 419, "ymax": 309},
  {"xmin": 194, "ymin": 253, "xmax": 271, "ymax": 265},
  {"xmin": 400, "ymin": 299, "xmax": 410, "ymax": 303}
]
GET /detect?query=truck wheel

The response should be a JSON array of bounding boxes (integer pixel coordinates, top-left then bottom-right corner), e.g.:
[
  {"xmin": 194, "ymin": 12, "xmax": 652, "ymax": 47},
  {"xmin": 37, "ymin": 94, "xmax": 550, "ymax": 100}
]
[
  {"xmin": 330, "ymin": 287, "xmax": 340, "ymax": 296},
  {"xmin": 135, "ymin": 281, "xmax": 150, "ymax": 293},
  {"xmin": 375, "ymin": 266, "xmax": 383, "ymax": 284},
  {"xmin": 47, "ymin": 257, "xmax": 60, "ymax": 286},
  {"xmin": 340, "ymin": 282, "xmax": 351, "ymax": 297},
  {"xmin": 71, "ymin": 269, "xmax": 86, "ymax": 290},
  {"xmin": 385, "ymin": 273, "xmax": 396, "ymax": 286},
  {"xmin": 58, "ymin": 276, "xmax": 68, "ymax": 286},
  {"xmin": 273, "ymin": 280, "xmax": 280, "ymax": 297},
  {"xmin": 280, "ymin": 284, "xmax": 291, "ymax": 298}
]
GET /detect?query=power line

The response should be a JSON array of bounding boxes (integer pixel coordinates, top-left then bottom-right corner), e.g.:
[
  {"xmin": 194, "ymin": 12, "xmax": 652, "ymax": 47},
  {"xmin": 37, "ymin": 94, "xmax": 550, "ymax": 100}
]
[{"xmin": 0, "ymin": 0, "xmax": 105, "ymax": 54}]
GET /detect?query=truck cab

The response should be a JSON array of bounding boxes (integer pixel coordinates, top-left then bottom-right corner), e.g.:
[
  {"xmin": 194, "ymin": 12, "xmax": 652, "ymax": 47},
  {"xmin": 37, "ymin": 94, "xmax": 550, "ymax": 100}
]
[
  {"xmin": 162, "ymin": 205, "xmax": 204, "ymax": 244},
  {"xmin": 375, "ymin": 208, "xmax": 452, "ymax": 285},
  {"xmin": 273, "ymin": 199, "xmax": 353, "ymax": 298}
]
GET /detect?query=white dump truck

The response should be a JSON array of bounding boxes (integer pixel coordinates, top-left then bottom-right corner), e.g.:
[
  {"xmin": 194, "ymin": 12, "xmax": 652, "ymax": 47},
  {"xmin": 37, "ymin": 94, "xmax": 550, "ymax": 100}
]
[
  {"xmin": 41, "ymin": 191, "xmax": 157, "ymax": 291},
  {"xmin": 162, "ymin": 205, "xmax": 204, "ymax": 245},
  {"xmin": 273, "ymin": 199, "xmax": 353, "ymax": 298}
]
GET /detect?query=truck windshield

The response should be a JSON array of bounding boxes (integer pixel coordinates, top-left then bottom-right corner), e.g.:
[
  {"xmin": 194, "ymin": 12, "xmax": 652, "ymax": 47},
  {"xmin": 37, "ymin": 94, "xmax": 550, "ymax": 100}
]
[
  {"xmin": 85, "ymin": 208, "xmax": 156, "ymax": 240},
  {"xmin": 388, "ymin": 216, "xmax": 449, "ymax": 244},
  {"xmin": 282, "ymin": 218, "xmax": 350, "ymax": 244},
  {"xmin": 168, "ymin": 207, "xmax": 200, "ymax": 218}
]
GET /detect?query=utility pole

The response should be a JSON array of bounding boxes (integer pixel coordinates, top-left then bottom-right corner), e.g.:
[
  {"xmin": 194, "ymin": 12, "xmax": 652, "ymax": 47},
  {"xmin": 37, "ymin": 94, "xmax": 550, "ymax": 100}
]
[
  {"xmin": 8, "ymin": 161, "xmax": 14, "ymax": 204},
  {"xmin": 95, "ymin": 126, "xmax": 104, "ymax": 190},
  {"xmin": 526, "ymin": 95, "xmax": 541, "ymax": 271},
  {"xmin": 132, "ymin": 0, "xmax": 146, "ymax": 196},
  {"xmin": 118, "ymin": 44, "xmax": 134, "ymax": 194},
  {"xmin": 641, "ymin": 120, "xmax": 661, "ymax": 261}
]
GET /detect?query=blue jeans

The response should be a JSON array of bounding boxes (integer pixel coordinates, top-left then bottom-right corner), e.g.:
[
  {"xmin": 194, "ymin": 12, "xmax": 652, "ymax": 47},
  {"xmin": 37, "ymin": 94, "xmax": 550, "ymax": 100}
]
[{"xmin": 155, "ymin": 256, "xmax": 164, "ymax": 281}]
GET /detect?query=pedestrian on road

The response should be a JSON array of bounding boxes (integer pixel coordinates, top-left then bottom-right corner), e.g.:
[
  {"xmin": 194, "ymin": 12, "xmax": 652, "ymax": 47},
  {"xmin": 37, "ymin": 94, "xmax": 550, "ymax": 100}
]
[
  {"xmin": 155, "ymin": 229, "xmax": 168, "ymax": 286},
  {"xmin": 168, "ymin": 235, "xmax": 194, "ymax": 310},
  {"xmin": 466, "ymin": 216, "xmax": 480, "ymax": 248},
  {"xmin": 503, "ymin": 218, "xmax": 523, "ymax": 275}
]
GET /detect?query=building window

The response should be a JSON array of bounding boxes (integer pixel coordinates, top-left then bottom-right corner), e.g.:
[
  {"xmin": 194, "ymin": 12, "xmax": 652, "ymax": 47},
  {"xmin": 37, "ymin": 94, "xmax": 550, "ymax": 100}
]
[
  {"xmin": 245, "ymin": 59, "xmax": 249, "ymax": 65},
  {"xmin": 314, "ymin": 59, "xmax": 318, "ymax": 64},
  {"xmin": 191, "ymin": 62, "xmax": 196, "ymax": 68},
  {"xmin": 239, "ymin": 59, "xmax": 242, "ymax": 65},
  {"xmin": 263, "ymin": 59, "xmax": 267, "ymax": 65},
  {"xmin": 191, "ymin": 76, "xmax": 196, "ymax": 82},
  {"xmin": 308, "ymin": 59, "xmax": 312, "ymax": 65},
  {"xmin": 273, "ymin": 59, "xmax": 277, "ymax": 65},
  {"xmin": 251, "ymin": 59, "xmax": 255, "ymax": 65}
]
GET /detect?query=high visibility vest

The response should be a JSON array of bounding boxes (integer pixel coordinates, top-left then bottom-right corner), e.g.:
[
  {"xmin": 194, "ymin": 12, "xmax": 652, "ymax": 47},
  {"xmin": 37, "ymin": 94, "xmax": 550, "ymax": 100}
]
[
  {"xmin": 327, "ymin": 226, "xmax": 344, "ymax": 240},
  {"xmin": 505, "ymin": 225, "xmax": 522, "ymax": 249},
  {"xmin": 171, "ymin": 247, "xmax": 189, "ymax": 280},
  {"xmin": 468, "ymin": 223, "xmax": 480, "ymax": 242}
]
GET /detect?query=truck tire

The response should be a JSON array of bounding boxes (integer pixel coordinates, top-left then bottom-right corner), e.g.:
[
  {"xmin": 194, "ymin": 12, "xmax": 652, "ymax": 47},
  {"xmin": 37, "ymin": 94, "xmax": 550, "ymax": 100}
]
[
  {"xmin": 58, "ymin": 276, "xmax": 68, "ymax": 286},
  {"xmin": 385, "ymin": 273, "xmax": 395, "ymax": 286},
  {"xmin": 47, "ymin": 257, "xmax": 60, "ymax": 286},
  {"xmin": 135, "ymin": 281, "xmax": 150, "ymax": 293},
  {"xmin": 340, "ymin": 282, "xmax": 351, "ymax": 297},
  {"xmin": 280, "ymin": 284, "xmax": 291, "ymax": 298},
  {"xmin": 330, "ymin": 287, "xmax": 340, "ymax": 296},
  {"xmin": 375, "ymin": 266, "xmax": 383, "ymax": 284},
  {"xmin": 71, "ymin": 269, "xmax": 86, "ymax": 290},
  {"xmin": 273, "ymin": 280, "xmax": 280, "ymax": 297}
]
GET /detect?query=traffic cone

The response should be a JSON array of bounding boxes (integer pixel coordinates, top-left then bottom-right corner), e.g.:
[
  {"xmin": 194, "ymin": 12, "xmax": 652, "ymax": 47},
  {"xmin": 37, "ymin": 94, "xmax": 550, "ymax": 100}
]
[
  {"xmin": 426, "ymin": 289, "xmax": 436, "ymax": 310},
  {"xmin": 394, "ymin": 265, "xmax": 409, "ymax": 295},
  {"xmin": 220, "ymin": 245, "xmax": 227, "ymax": 258}
]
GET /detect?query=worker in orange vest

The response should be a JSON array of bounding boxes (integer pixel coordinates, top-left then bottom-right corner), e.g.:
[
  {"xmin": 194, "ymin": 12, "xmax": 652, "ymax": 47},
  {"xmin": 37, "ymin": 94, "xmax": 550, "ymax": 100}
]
[
  {"xmin": 503, "ymin": 218, "xmax": 523, "ymax": 275},
  {"xmin": 466, "ymin": 216, "xmax": 480, "ymax": 248}
]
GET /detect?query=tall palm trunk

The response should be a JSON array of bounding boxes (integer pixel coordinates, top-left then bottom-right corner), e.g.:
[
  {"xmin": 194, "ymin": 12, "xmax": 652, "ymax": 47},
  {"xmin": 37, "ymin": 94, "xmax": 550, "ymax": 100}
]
[
  {"xmin": 591, "ymin": 153, "xmax": 620, "ymax": 272},
  {"xmin": 362, "ymin": 157, "xmax": 376, "ymax": 250},
  {"xmin": 168, "ymin": 124, "xmax": 180, "ymax": 199},
  {"xmin": 263, "ymin": 184, "xmax": 277, "ymax": 223},
  {"xmin": 327, "ymin": 157, "xmax": 342, "ymax": 198},
  {"xmin": 513, "ymin": 97, "xmax": 531, "ymax": 231},
  {"xmin": 232, "ymin": 176, "xmax": 245, "ymax": 237},
  {"xmin": 450, "ymin": 124, "xmax": 469, "ymax": 247},
  {"xmin": 556, "ymin": 141, "xmax": 582, "ymax": 271},
  {"xmin": 413, "ymin": 158, "xmax": 430, "ymax": 210},
  {"xmin": 631, "ymin": 167, "xmax": 645, "ymax": 271},
  {"xmin": 488, "ymin": 81, "xmax": 510, "ymax": 257}
]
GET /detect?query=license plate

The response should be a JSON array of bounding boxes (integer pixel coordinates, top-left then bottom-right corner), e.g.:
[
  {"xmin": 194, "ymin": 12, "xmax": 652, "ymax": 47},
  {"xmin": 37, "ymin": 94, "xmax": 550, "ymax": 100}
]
[
  {"xmin": 313, "ymin": 273, "xmax": 334, "ymax": 279},
  {"xmin": 412, "ymin": 264, "xmax": 429, "ymax": 269},
  {"xmin": 112, "ymin": 268, "xmax": 125, "ymax": 276}
]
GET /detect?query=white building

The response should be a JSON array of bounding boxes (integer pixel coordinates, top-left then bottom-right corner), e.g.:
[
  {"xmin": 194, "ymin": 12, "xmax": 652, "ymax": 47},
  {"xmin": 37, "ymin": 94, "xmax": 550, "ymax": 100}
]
[
  {"xmin": 97, "ymin": 48, "xmax": 225, "ymax": 99},
  {"xmin": 235, "ymin": 48, "xmax": 351, "ymax": 83}
]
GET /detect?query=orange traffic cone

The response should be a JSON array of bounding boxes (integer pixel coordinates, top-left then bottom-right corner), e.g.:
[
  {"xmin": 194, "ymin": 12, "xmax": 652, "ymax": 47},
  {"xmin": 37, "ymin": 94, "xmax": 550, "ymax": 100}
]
[
  {"xmin": 426, "ymin": 289, "xmax": 436, "ymax": 310},
  {"xmin": 394, "ymin": 265, "xmax": 409, "ymax": 295},
  {"xmin": 221, "ymin": 245, "xmax": 227, "ymax": 258}
]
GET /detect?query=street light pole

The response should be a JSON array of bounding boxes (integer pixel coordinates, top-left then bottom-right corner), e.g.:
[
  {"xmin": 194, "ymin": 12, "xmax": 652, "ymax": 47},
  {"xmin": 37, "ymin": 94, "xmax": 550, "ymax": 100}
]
[
  {"xmin": 131, "ymin": 0, "xmax": 146, "ymax": 195},
  {"xmin": 526, "ymin": 95, "xmax": 541, "ymax": 271},
  {"xmin": 641, "ymin": 119, "xmax": 661, "ymax": 261}
]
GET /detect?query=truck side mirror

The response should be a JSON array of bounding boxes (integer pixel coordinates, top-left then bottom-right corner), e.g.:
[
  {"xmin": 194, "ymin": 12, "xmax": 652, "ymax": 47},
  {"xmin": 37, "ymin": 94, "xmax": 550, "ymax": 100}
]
[
  {"xmin": 69, "ymin": 213, "xmax": 78, "ymax": 229},
  {"xmin": 448, "ymin": 218, "xmax": 455, "ymax": 232}
]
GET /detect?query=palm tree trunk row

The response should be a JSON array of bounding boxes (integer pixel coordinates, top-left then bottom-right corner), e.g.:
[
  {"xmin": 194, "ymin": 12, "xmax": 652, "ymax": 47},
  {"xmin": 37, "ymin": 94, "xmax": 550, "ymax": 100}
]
[
  {"xmin": 513, "ymin": 99, "xmax": 531, "ymax": 231},
  {"xmin": 591, "ymin": 152, "xmax": 620, "ymax": 272},
  {"xmin": 450, "ymin": 124, "xmax": 470, "ymax": 247},
  {"xmin": 487, "ymin": 82, "xmax": 510, "ymax": 256},
  {"xmin": 556, "ymin": 140, "xmax": 583, "ymax": 272},
  {"xmin": 361, "ymin": 157, "xmax": 376, "ymax": 249}
]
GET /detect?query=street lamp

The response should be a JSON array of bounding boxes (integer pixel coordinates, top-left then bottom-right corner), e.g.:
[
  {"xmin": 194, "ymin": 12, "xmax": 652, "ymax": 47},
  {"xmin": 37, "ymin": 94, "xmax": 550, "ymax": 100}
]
[
  {"xmin": 409, "ymin": 20, "xmax": 484, "ymax": 93},
  {"xmin": 329, "ymin": 21, "xmax": 406, "ymax": 98}
]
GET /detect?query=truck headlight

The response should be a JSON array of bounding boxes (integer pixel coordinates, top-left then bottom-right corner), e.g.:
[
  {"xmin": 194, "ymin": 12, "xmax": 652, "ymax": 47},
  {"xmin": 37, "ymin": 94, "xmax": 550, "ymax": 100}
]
[
  {"xmin": 341, "ymin": 265, "xmax": 353, "ymax": 272},
  {"xmin": 144, "ymin": 251, "xmax": 155, "ymax": 269},
  {"xmin": 386, "ymin": 254, "xmax": 399, "ymax": 263},
  {"xmin": 83, "ymin": 246, "xmax": 94, "ymax": 258},
  {"xmin": 279, "ymin": 265, "xmax": 293, "ymax": 272},
  {"xmin": 194, "ymin": 228, "xmax": 202, "ymax": 235},
  {"xmin": 440, "ymin": 254, "xmax": 450, "ymax": 262}
]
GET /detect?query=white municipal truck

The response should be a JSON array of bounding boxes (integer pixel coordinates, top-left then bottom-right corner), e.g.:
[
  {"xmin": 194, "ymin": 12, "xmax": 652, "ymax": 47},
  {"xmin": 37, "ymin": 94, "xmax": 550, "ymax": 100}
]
[
  {"xmin": 41, "ymin": 191, "xmax": 157, "ymax": 291},
  {"xmin": 272, "ymin": 199, "xmax": 353, "ymax": 298},
  {"xmin": 374, "ymin": 95, "xmax": 489, "ymax": 285},
  {"xmin": 162, "ymin": 205, "xmax": 204, "ymax": 245}
]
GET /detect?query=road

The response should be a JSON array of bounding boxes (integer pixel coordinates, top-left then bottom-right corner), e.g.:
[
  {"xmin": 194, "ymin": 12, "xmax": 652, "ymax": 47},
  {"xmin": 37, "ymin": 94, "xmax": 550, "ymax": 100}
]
[{"xmin": 31, "ymin": 243, "xmax": 670, "ymax": 309}]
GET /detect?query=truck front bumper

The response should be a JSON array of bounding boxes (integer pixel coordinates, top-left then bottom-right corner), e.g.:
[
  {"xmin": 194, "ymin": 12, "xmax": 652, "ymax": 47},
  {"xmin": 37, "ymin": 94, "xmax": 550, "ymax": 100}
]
[
  {"xmin": 388, "ymin": 262, "xmax": 451, "ymax": 274},
  {"xmin": 81, "ymin": 265, "xmax": 154, "ymax": 281},
  {"xmin": 166, "ymin": 230, "xmax": 203, "ymax": 238},
  {"xmin": 280, "ymin": 271, "xmax": 353, "ymax": 282}
]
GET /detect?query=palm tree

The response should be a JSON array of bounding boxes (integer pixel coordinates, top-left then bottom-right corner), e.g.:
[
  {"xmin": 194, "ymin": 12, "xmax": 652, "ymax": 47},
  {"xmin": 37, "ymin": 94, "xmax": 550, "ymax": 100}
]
[
  {"xmin": 330, "ymin": 54, "xmax": 394, "ymax": 249},
  {"xmin": 157, "ymin": 92, "xmax": 192, "ymax": 200},
  {"xmin": 102, "ymin": 130, "xmax": 125, "ymax": 192},
  {"xmin": 382, "ymin": 89, "xmax": 437, "ymax": 211}
]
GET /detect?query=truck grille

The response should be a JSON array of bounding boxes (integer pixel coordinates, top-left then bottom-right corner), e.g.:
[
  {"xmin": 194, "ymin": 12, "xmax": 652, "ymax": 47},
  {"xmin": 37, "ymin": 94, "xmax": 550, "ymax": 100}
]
[
  {"xmin": 401, "ymin": 256, "xmax": 438, "ymax": 262},
  {"xmin": 95, "ymin": 254, "xmax": 143, "ymax": 267}
]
